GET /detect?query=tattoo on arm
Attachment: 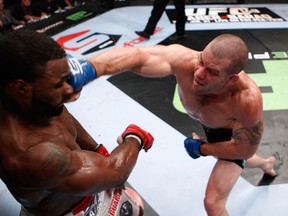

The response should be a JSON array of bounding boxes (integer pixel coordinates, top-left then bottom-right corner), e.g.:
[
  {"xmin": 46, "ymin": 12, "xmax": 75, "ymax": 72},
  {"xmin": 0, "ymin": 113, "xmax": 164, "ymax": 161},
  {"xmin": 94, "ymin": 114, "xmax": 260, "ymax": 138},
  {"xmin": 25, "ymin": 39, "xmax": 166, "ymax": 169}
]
[
  {"xmin": 32, "ymin": 145, "xmax": 70, "ymax": 181},
  {"xmin": 233, "ymin": 121, "xmax": 263, "ymax": 145}
]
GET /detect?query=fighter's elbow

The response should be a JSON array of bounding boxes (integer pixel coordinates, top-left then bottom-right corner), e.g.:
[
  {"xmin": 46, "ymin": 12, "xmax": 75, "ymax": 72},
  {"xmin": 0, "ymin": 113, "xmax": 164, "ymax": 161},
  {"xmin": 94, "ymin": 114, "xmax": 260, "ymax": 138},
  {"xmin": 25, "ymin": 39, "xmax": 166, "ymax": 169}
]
[
  {"xmin": 242, "ymin": 145, "xmax": 259, "ymax": 160},
  {"xmin": 112, "ymin": 170, "xmax": 130, "ymax": 187}
]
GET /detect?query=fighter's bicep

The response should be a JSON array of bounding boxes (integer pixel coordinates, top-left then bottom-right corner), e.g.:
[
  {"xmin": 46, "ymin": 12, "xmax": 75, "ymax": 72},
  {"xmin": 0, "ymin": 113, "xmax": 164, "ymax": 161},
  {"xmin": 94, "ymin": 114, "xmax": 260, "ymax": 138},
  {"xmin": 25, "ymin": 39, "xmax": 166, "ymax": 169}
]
[
  {"xmin": 19, "ymin": 143, "xmax": 110, "ymax": 194},
  {"xmin": 15, "ymin": 142, "xmax": 80, "ymax": 188},
  {"xmin": 134, "ymin": 45, "xmax": 176, "ymax": 76},
  {"xmin": 132, "ymin": 56, "xmax": 171, "ymax": 77},
  {"xmin": 58, "ymin": 150, "xmax": 115, "ymax": 194}
]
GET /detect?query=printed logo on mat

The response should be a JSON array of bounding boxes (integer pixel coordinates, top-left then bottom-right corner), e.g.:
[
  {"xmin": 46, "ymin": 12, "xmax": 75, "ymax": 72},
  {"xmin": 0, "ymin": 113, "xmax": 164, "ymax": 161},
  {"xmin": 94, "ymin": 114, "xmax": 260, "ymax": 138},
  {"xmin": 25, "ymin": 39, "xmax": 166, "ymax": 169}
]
[
  {"xmin": 166, "ymin": 7, "xmax": 286, "ymax": 23},
  {"xmin": 56, "ymin": 30, "xmax": 121, "ymax": 56}
]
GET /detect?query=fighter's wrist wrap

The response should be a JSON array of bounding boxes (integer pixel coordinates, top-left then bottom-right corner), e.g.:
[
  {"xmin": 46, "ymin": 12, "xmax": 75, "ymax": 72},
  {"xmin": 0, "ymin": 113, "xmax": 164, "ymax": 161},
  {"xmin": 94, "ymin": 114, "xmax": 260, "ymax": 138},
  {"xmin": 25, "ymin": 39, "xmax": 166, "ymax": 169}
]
[{"xmin": 124, "ymin": 134, "xmax": 142, "ymax": 150}]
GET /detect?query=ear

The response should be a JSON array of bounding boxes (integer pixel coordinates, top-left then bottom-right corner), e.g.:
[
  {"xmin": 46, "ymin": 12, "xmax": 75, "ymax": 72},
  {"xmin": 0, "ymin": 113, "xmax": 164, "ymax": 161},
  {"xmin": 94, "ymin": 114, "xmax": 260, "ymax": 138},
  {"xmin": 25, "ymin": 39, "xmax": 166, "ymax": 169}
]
[{"xmin": 14, "ymin": 79, "xmax": 32, "ymax": 97}]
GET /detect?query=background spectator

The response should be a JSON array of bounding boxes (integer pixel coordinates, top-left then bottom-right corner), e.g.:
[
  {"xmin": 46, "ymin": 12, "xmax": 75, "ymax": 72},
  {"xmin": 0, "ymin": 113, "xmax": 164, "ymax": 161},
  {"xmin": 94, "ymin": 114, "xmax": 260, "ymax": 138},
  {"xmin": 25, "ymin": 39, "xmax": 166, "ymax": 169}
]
[
  {"xmin": 34, "ymin": 0, "xmax": 60, "ymax": 16},
  {"xmin": 0, "ymin": 0, "xmax": 25, "ymax": 35},
  {"xmin": 12, "ymin": 0, "xmax": 48, "ymax": 23},
  {"xmin": 56, "ymin": 0, "xmax": 77, "ymax": 9}
]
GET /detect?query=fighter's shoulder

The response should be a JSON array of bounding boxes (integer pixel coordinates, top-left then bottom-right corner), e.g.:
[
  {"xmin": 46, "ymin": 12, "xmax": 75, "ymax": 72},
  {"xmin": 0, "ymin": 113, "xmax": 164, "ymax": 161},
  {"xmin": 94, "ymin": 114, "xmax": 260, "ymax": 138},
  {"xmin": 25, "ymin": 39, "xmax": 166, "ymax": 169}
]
[
  {"xmin": 8, "ymin": 139, "xmax": 74, "ymax": 189},
  {"xmin": 161, "ymin": 44, "xmax": 197, "ymax": 61},
  {"xmin": 241, "ymin": 74, "xmax": 262, "ymax": 106},
  {"xmin": 164, "ymin": 44, "xmax": 194, "ymax": 52},
  {"xmin": 233, "ymin": 86, "xmax": 262, "ymax": 127}
]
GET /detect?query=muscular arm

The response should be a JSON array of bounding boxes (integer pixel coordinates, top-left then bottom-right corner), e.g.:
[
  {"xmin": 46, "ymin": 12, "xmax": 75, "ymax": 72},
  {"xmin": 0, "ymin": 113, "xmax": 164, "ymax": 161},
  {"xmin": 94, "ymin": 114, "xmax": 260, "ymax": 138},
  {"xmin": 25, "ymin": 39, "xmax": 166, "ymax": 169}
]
[
  {"xmin": 200, "ymin": 120, "xmax": 263, "ymax": 160},
  {"xmin": 11, "ymin": 137, "xmax": 141, "ymax": 195},
  {"xmin": 88, "ymin": 44, "xmax": 189, "ymax": 78}
]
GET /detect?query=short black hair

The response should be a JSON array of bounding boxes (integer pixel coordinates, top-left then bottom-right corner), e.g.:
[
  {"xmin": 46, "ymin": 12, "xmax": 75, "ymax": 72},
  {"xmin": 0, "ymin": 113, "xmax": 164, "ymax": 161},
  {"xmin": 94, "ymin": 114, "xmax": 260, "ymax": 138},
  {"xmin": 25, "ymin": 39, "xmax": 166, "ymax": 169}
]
[{"xmin": 0, "ymin": 29, "xmax": 66, "ymax": 87}]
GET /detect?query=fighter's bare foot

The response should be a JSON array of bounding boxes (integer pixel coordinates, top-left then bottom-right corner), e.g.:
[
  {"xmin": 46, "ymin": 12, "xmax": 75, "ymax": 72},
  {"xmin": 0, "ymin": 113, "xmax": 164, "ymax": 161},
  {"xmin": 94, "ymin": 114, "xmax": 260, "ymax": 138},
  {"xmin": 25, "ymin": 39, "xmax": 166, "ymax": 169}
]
[{"xmin": 262, "ymin": 156, "xmax": 277, "ymax": 177}]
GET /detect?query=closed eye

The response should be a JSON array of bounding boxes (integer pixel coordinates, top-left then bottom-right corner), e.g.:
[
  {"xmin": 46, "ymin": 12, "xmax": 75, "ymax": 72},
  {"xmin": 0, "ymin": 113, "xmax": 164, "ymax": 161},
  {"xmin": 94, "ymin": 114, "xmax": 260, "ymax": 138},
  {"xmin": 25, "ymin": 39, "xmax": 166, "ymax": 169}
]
[
  {"xmin": 54, "ymin": 75, "xmax": 69, "ymax": 88},
  {"xmin": 208, "ymin": 68, "xmax": 219, "ymax": 76}
]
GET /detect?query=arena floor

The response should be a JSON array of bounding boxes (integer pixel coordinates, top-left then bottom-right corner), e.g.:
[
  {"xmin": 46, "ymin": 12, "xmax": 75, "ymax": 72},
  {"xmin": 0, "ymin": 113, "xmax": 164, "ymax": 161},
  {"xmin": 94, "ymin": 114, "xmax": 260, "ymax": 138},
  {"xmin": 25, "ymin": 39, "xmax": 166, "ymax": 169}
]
[{"xmin": 1, "ymin": 2, "xmax": 288, "ymax": 216}]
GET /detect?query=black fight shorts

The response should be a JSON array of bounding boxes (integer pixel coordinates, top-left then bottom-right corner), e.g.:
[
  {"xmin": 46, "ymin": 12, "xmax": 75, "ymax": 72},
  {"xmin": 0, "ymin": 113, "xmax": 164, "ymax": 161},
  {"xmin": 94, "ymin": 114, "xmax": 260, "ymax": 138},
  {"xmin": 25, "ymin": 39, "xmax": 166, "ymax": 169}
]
[{"xmin": 202, "ymin": 125, "xmax": 245, "ymax": 168}]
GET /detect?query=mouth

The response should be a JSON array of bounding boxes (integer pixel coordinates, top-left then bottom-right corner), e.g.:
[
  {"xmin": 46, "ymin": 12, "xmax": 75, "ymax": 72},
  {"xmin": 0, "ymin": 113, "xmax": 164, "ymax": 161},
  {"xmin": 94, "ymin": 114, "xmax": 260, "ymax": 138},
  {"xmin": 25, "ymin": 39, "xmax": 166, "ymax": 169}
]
[
  {"xmin": 62, "ymin": 95, "xmax": 73, "ymax": 104},
  {"xmin": 194, "ymin": 78, "xmax": 204, "ymax": 86}
]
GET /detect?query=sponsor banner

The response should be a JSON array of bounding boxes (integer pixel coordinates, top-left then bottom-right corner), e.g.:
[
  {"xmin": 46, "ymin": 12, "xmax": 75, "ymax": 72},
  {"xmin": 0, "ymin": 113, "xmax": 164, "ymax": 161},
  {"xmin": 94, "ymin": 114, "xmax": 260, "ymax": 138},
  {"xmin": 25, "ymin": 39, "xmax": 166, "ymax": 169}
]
[
  {"xmin": 24, "ymin": 1, "xmax": 105, "ymax": 36},
  {"xmin": 166, "ymin": 7, "xmax": 286, "ymax": 23}
]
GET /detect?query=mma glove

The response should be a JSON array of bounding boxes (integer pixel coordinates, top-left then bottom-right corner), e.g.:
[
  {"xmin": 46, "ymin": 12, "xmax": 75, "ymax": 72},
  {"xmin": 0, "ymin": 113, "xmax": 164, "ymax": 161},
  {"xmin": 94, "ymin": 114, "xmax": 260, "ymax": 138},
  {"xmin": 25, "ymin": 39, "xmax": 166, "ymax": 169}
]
[
  {"xmin": 118, "ymin": 124, "xmax": 154, "ymax": 152},
  {"xmin": 94, "ymin": 144, "xmax": 110, "ymax": 157},
  {"xmin": 184, "ymin": 137, "xmax": 206, "ymax": 159},
  {"xmin": 67, "ymin": 55, "xmax": 97, "ymax": 92}
]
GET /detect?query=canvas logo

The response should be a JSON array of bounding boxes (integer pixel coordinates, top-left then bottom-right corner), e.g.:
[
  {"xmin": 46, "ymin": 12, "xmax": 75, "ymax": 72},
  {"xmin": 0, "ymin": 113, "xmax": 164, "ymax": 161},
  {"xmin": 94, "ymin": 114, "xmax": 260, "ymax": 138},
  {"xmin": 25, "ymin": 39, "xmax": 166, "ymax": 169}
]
[
  {"xmin": 123, "ymin": 27, "xmax": 163, "ymax": 47},
  {"xmin": 166, "ymin": 7, "xmax": 285, "ymax": 23},
  {"xmin": 56, "ymin": 27, "xmax": 164, "ymax": 57},
  {"xmin": 56, "ymin": 30, "xmax": 121, "ymax": 56}
]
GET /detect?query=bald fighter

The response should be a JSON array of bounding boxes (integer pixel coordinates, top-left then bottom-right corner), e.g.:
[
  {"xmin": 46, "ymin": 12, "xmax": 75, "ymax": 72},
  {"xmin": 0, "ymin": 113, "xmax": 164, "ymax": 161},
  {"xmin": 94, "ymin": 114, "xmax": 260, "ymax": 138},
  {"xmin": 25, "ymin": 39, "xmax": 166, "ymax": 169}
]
[{"xmin": 68, "ymin": 34, "xmax": 277, "ymax": 216}]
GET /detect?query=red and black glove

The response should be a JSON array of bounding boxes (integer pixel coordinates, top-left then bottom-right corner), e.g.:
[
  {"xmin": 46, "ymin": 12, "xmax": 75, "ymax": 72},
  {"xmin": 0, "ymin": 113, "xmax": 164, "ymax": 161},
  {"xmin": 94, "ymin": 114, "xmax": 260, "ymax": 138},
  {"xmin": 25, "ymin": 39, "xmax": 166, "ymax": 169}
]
[
  {"xmin": 118, "ymin": 124, "xmax": 154, "ymax": 152},
  {"xmin": 94, "ymin": 144, "xmax": 110, "ymax": 157}
]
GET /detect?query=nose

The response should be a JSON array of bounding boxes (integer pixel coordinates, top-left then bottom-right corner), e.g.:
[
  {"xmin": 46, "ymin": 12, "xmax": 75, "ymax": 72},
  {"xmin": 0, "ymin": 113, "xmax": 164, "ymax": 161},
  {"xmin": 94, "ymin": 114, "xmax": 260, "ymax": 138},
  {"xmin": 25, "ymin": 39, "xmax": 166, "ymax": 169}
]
[
  {"xmin": 64, "ymin": 81, "xmax": 74, "ymax": 95},
  {"xmin": 195, "ymin": 67, "xmax": 207, "ymax": 80},
  {"xmin": 62, "ymin": 82, "xmax": 80, "ymax": 103}
]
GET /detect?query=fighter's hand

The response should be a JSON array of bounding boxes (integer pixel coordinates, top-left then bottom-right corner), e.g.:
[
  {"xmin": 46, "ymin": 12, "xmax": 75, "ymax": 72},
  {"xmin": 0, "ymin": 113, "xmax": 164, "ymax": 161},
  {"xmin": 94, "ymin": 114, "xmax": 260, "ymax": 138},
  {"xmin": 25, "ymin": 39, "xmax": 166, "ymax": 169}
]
[
  {"xmin": 117, "ymin": 124, "xmax": 154, "ymax": 152},
  {"xmin": 67, "ymin": 55, "xmax": 97, "ymax": 92},
  {"xmin": 184, "ymin": 132, "xmax": 206, "ymax": 159}
]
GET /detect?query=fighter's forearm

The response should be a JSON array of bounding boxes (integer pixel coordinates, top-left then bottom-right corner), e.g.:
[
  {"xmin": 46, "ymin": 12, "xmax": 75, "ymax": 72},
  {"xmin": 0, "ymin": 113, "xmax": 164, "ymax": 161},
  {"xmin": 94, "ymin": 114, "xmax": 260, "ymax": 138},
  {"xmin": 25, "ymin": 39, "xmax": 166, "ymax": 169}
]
[
  {"xmin": 201, "ymin": 120, "xmax": 263, "ymax": 160},
  {"xmin": 88, "ymin": 46, "xmax": 142, "ymax": 77},
  {"xmin": 55, "ymin": 141, "xmax": 140, "ymax": 195},
  {"xmin": 200, "ymin": 139, "xmax": 259, "ymax": 160}
]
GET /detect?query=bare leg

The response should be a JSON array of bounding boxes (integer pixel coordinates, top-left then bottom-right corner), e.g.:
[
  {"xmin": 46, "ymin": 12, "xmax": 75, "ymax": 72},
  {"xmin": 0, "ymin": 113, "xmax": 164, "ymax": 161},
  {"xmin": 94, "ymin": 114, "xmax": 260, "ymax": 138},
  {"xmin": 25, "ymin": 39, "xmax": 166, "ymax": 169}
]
[
  {"xmin": 245, "ymin": 154, "xmax": 277, "ymax": 176},
  {"xmin": 204, "ymin": 159, "xmax": 243, "ymax": 216}
]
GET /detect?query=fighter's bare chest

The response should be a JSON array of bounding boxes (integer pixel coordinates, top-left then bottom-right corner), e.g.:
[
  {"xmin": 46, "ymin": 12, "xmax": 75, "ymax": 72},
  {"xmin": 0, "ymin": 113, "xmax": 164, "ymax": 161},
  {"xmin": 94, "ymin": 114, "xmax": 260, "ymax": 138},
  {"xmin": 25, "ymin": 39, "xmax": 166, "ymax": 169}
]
[
  {"xmin": 29, "ymin": 118, "xmax": 79, "ymax": 150},
  {"xmin": 47, "ymin": 119, "xmax": 79, "ymax": 148},
  {"xmin": 182, "ymin": 96, "xmax": 235, "ymax": 128}
]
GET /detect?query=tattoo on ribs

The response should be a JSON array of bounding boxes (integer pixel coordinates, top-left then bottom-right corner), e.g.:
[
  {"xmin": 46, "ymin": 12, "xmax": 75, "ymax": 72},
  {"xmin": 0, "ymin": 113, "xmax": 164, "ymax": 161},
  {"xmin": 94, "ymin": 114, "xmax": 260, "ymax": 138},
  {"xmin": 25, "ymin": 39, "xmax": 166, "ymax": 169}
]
[{"xmin": 233, "ymin": 121, "xmax": 263, "ymax": 145}]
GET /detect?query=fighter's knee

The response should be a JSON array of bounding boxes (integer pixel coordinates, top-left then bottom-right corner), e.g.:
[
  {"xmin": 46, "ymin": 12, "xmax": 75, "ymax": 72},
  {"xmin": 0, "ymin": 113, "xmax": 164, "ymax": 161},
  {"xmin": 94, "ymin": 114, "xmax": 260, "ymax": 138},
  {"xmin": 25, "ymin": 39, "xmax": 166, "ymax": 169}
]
[
  {"xmin": 204, "ymin": 195, "xmax": 214, "ymax": 212},
  {"xmin": 204, "ymin": 195, "xmax": 226, "ymax": 215}
]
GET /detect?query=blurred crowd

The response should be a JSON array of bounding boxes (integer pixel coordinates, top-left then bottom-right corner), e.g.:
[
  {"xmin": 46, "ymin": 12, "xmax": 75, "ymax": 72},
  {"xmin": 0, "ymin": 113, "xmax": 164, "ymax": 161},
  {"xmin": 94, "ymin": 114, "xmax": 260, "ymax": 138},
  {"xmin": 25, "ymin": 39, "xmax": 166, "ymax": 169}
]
[{"xmin": 0, "ymin": 0, "xmax": 80, "ymax": 35}]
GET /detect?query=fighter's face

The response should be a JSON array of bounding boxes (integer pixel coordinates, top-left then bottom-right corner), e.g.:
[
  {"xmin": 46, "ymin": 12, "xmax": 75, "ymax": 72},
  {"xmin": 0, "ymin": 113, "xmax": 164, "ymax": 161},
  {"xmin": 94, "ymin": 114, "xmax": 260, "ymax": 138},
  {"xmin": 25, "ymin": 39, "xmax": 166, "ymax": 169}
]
[
  {"xmin": 31, "ymin": 95, "xmax": 64, "ymax": 117},
  {"xmin": 193, "ymin": 50, "xmax": 231, "ymax": 94},
  {"xmin": 32, "ymin": 57, "xmax": 73, "ymax": 117}
]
